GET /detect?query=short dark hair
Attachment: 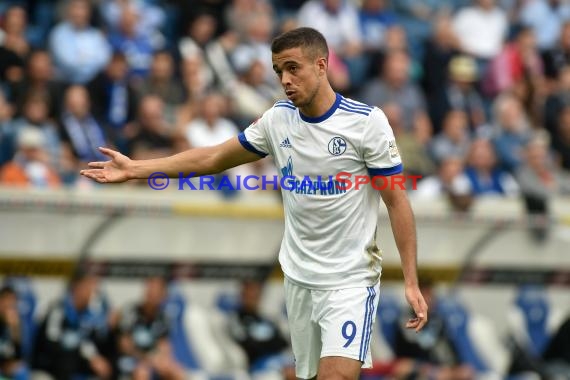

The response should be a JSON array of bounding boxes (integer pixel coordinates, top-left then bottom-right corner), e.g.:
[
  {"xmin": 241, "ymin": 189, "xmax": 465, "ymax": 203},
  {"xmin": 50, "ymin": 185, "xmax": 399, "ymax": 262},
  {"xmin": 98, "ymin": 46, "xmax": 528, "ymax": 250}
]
[
  {"xmin": 0, "ymin": 286, "xmax": 16, "ymax": 299},
  {"xmin": 271, "ymin": 27, "xmax": 329, "ymax": 61}
]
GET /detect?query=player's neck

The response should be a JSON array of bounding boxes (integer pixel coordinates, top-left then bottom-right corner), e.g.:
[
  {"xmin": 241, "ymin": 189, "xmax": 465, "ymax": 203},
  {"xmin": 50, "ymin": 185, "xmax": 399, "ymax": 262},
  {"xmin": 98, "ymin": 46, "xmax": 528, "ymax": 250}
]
[{"xmin": 298, "ymin": 86, "xmax": 337, "ymax": 119}]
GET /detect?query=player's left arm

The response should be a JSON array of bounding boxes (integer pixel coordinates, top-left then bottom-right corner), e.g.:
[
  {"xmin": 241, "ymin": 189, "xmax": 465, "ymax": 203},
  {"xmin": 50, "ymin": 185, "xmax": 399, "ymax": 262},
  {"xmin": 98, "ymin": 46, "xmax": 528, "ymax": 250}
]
[{"xmin": 378, "ymin": 185, "xmax": 428, "ymax": 332}]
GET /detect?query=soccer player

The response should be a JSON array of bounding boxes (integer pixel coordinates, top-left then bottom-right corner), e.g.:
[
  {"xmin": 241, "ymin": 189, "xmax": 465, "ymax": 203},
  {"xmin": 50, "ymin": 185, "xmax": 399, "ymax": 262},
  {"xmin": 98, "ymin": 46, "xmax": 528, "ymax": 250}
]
[{"xmin": 81, "ymin": 27, "xmax": 428, "ymax": 380}]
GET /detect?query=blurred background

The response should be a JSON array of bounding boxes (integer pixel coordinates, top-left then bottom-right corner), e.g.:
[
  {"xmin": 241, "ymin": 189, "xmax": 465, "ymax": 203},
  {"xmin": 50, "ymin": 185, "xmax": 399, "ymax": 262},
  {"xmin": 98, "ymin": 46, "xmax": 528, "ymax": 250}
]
[{"xmin": 0, "ymin": 0, "xmax": 570, "ymax": 379}]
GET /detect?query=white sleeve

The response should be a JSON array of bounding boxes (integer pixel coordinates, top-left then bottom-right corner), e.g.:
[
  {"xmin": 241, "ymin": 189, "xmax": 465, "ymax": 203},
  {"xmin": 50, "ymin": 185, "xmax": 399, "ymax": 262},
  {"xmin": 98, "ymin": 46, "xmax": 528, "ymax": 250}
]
[
  {"xmin": 362, "ymin": 108, "xmax": 403, "ymax": 176},
  {"xmin": 238, "ymin": 108, "xmax": 273, "ymax": 157}
]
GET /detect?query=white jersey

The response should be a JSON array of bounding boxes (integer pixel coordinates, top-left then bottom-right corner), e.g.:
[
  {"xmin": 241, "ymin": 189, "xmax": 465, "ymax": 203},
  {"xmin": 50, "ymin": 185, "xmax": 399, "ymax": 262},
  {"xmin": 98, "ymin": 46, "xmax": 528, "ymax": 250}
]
[{"xmin": 238, "ymin": 93, "xmax": 402, "ymax": 290}]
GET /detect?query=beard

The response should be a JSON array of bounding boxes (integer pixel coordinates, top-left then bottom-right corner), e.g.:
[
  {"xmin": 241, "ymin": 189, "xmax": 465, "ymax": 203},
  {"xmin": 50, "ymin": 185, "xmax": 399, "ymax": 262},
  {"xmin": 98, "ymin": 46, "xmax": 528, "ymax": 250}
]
[{"xmin": 294, "ymin": 78, "xmax": 321, "ymax": 109}]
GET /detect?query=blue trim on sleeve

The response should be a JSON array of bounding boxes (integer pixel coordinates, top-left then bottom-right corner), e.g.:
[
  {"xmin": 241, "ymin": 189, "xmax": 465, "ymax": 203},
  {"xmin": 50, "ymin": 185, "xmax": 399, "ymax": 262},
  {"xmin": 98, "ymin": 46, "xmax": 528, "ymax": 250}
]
[
  {"xmin": 367, "ymin": 163, "xmax": 403, "ymax": 177},
  {"xmin": 299, "ymin": 93, "xmax": 342, "ymax": 123},
  {"xmin": 238, "ymin": 132, "xmax": 268, "ymax": 157}
]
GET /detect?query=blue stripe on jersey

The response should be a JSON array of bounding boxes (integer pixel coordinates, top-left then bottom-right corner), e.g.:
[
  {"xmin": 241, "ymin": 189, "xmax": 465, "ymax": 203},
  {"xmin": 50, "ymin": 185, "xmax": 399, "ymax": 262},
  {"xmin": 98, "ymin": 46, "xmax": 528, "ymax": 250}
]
[
  {"xmin": 359, "ymin": 287, "xmax": 373, "ymax": 361},
  {"xmin": 338, "ymin": 105, "xmax": 371, "ymax": 117},
  {"xmin": 237, "ymin": 132, "xmax": 268, "ymax": 157},
  {"xmin": 274, "ymin": 104, "xmax": 297, "ymax": 110},
  {"xmin": 340, "ymin": 99, "xmax": 372, "ymax": 111},
  {"xmin": 368, "ymin": 163, "xmax": 404, "ymax": 177},
  {"xmin": 275, "ymin": 99, "xmax": 294, "ymax": 104},
  {"xmin": 363, "ymin": 287, "xmax": 376, "ymax": 361},
  {"xmin": 341, "ymin": 97, "xmax": 373, "ymax": 110}
]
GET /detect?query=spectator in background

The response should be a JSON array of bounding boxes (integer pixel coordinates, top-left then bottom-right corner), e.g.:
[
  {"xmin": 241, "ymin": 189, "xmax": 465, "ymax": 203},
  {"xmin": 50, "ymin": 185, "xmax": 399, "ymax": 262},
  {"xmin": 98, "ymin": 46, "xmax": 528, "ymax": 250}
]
[
  {"xmin": 298, "ymin": 0, "xmax": 366, "ymax": 87},
  {"xmin": 413, "ymin": 156, "xmax": 474, "ymax": 212},
  {"xmin": 452, "ymin": 0, "xmax": 508, "ymax": 61},
  {"xmin": 184, "ymin": 92, "xmax": 242, "ymax": 196},
  {"xmin": 99, "ymin": 0, "xmax": 166, "ymax": 47},
  {"xmin": 0, "ymin": 5, "xmax": 31, "ymax": 59},
  {"xmin": 383, "ymin": 102, "xmax": 436, "ymax": 178},
  {"xmin": 491, "ymin": 93, "xmax": 533, "ymax": 172},
  {"xmin": 0, "ymin": 128, "xmax": 61, "ymax": 189},
  {"xmin": 59, "ymin": 85, "xmax": 109, "ymax": 169},
  {"xmin": 358, "ymin": 0, "xmax": 398, "ymax": 57},
  {"xmin": 5, "ymin": 95, "xmax": 61, "ymax": 171},
  {"xmin": 483, "ymin": 25, "xmax": 544, "ymax": 120},
  {"xmin": 225, "ymin": 0, "xmax": 273, "ymax": 40},
  {"xmin": 0, "ymin": 46, "xmax": 23, "ymax": 86},
  {"xmin": 515, "ymin": 132, "xmax": 570, "ymax": 241},
  {"xmin": 88, "ymin": 51, "xmax": 138, "ymax": 152},
  {"xmin": 228, "ymin": 280, "xmax": 295, "ymax": 380},
  {"xmin": 0, "ymin": 286, "xmax": 29, "ymax": 380},
  {"xmin": 518, "ymin": 0, "xmax": 570, "ymax": 52},
  {"xmin": 178, "ymin": 12, "xmax": 239, "ymax": 94},
  {"xmin": 543, "ymin": 64, "xmax": 570, "ymax": 138},
  {"xmin": 552, "ymin": 105, "xmax": 570, "ymax": 171},
  {"xmin": 464, "ymin": 138, "xmax": 519, "ymax": 197},
  {"xmin": 49, "ymin": 0, "xmax": 111, "ymax": 84},
  {"xmin": 432, "ymin": 55, "xmax": 486, "ymax": 134},
  {"xmin": 108, "ymin": 4, "xmax": 158, "ymax": 82},
  {"xmin": 0, "ymin": 90, "xmax": 15, "ymax": 166},
  {"xmin": 231, "ymin": 11, "xmax": 277, "ymax": 86},
  {"xmin": 229, "ymin": 52, "xmax": 283, "ymax": 125},
  {"xmin": 391, "ymin": 0, "xmax": 455, "ymax": 59},
  {"xmin": 515, "ymin": 132, "xmax": 570, "ymax": 202},
  {"xmin": 8, "ymin": 50, "xmax": 64, "ymax": 119},
  {"xmin": 127, "ymin": 95, "xmax": 177, "ymax": 160},
  {"xmin": 429, "ymin": 110, "xmax": 472, "ymax": 165},
  {"xmin": 542, "ymin": 21, "xmax": 570, "ymax": 81},
  {"xmin": 421, "ymin": 15, "xmax": 461, "ymax": 122},
  {"xmin": 359, "ymin": 50, "xmax": 432, "ymax": 140},
  {"xmin": 185, "ymin": 92, "xmax": 240, "ymax": 148},
  {"xmin": 136, "ymin": 51, "xmax": 185, "ymax": 125},
  {"xmin": 32, "ymin": 273, "xmax": 114, "ymax": 380},
  {"xmin": 116, "ymin": 276, "xmax": 185, "ymax": 380},
  {"xmin": 0, "ymin": 7, "xmax": 26, "ymax": 85},
  {"xmin": 175, "ymin": 54, "xmax": 215, "ymax": 133}
]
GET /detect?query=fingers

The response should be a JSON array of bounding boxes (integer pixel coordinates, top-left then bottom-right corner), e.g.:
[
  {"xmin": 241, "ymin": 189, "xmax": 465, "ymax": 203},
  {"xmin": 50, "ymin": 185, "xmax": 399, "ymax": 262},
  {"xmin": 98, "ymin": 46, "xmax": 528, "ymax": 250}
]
[
  {"xmin": 80, "ymin": 169, "xmax": 106, "ymax": 183},
  {"xmin": 405, "ymin": 296, "xmax": 428, "ymax": 332},
  {"xmin": 88, "ymin": 161, "xmax": 107, "ymax": 169},
  {"xmin": 98, "ymin": 147, "xmax": 119, "ymax": 159},
  {"xmin": 409, "ymin": 298, "xmax": 428, "ymax": 332}
]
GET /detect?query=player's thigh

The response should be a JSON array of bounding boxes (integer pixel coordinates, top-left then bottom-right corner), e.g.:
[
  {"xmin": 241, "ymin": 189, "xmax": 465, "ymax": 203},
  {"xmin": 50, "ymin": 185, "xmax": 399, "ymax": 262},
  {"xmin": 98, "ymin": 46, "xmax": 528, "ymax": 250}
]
[
  {"xmin": 284, "ymin": 278, "xmax": 321, "ymax": 379},
  {"xmin": 317, "ymin": 356, "xmax": 362, "ymax": 380},
  {"xmin": 317, "ymin": 283, "xmax": 380, "ymax": 367}
]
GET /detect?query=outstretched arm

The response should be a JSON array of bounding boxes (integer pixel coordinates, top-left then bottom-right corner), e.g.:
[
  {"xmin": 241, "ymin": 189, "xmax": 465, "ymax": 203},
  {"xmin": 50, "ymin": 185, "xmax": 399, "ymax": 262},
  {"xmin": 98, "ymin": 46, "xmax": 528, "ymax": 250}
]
[
  {"xmin": 379, "ymin": 183, "xmax": 428, "ymax": 332},
  {"xmin": 80, "ymin": 137, "xmax": 263, "ymax": 183}
]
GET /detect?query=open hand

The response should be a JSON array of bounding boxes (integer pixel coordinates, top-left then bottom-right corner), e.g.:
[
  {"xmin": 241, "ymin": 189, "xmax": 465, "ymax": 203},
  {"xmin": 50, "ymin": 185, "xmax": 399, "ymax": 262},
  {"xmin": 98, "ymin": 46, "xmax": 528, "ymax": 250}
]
[
  {"xmin": 80, "ymin": 147, "xmax": 132, "ymax": 183},
  {"xmin": 405, "ymin": 285, "xmax": 428, "ymax": 332}
]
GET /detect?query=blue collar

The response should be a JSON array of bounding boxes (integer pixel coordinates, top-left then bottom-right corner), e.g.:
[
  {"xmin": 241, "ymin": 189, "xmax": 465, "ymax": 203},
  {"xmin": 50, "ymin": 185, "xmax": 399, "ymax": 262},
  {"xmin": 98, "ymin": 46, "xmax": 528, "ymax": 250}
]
[{"xmin": 299, "ymin": 93, "xmax": 341, "ymax": 123}]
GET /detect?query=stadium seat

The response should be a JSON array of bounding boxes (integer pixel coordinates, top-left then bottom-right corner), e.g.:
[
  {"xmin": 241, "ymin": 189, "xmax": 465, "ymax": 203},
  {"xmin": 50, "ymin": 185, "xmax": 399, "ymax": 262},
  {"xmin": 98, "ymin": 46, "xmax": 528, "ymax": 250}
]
[
  {"xmin": 165, "ymin": 284, "xmax": 249, "ymax": 380},
  {"xmin": 3, "ymin": 276, "xmax": 38, "ymax": 361},
  {"xmin": 163, "ymin": 284, "xmax": 201, "ymax": 371},
  {"xmin": 508, "ymin": 285, "xmax": 567, "ymax": 358},
  {"xmin": 376, "ymin": 291, "xmax": 401, "ymax": 349},
  {"xmin": 437, "ymin": 293, "xmax": 510, "ymax": 377}
]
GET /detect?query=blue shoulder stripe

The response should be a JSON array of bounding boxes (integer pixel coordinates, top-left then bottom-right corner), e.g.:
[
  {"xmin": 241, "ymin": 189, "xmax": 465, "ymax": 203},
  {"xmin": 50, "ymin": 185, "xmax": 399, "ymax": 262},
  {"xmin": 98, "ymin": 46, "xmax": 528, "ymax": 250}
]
[
  {"xmin": 338, "ymin": 105, "xmax": 371, "ymax": 116},
  {"xmin": 340, "ymin": 100, "xmax": 372, "ymax": 111},
  {"xmin": 341, "ymin": 97, "xmax": 373, "ymax": 109},
  {"xmin": 275, "ymin": 100, "xmax": 294, "ymax": 105}
]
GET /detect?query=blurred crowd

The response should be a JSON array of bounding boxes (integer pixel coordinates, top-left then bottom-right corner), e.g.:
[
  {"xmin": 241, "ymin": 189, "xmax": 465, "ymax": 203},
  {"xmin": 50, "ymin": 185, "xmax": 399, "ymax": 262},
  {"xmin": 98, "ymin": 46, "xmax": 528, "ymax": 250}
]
[
  {"xmin": 1, "ymin": 0, "xmax": 570, "ymax": 209},
  {"xmin": 0, "ymin": 275, "xmax": 569, "ymax": 380}
]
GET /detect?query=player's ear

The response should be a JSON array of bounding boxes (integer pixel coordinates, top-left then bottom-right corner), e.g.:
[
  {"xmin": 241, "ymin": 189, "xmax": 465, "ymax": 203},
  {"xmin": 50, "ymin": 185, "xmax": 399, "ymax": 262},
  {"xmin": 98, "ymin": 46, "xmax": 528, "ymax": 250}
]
[{"xmin": 316, "ymin": 57, "xmax": 327, "ymax": 76}]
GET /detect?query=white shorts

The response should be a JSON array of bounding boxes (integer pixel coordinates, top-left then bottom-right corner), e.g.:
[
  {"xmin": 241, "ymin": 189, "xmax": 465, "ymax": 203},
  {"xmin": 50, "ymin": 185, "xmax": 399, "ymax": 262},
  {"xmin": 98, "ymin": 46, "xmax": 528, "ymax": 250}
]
[{"xmin": 284, "ymin": 278, "xmax": 380, "ymax": 379}]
